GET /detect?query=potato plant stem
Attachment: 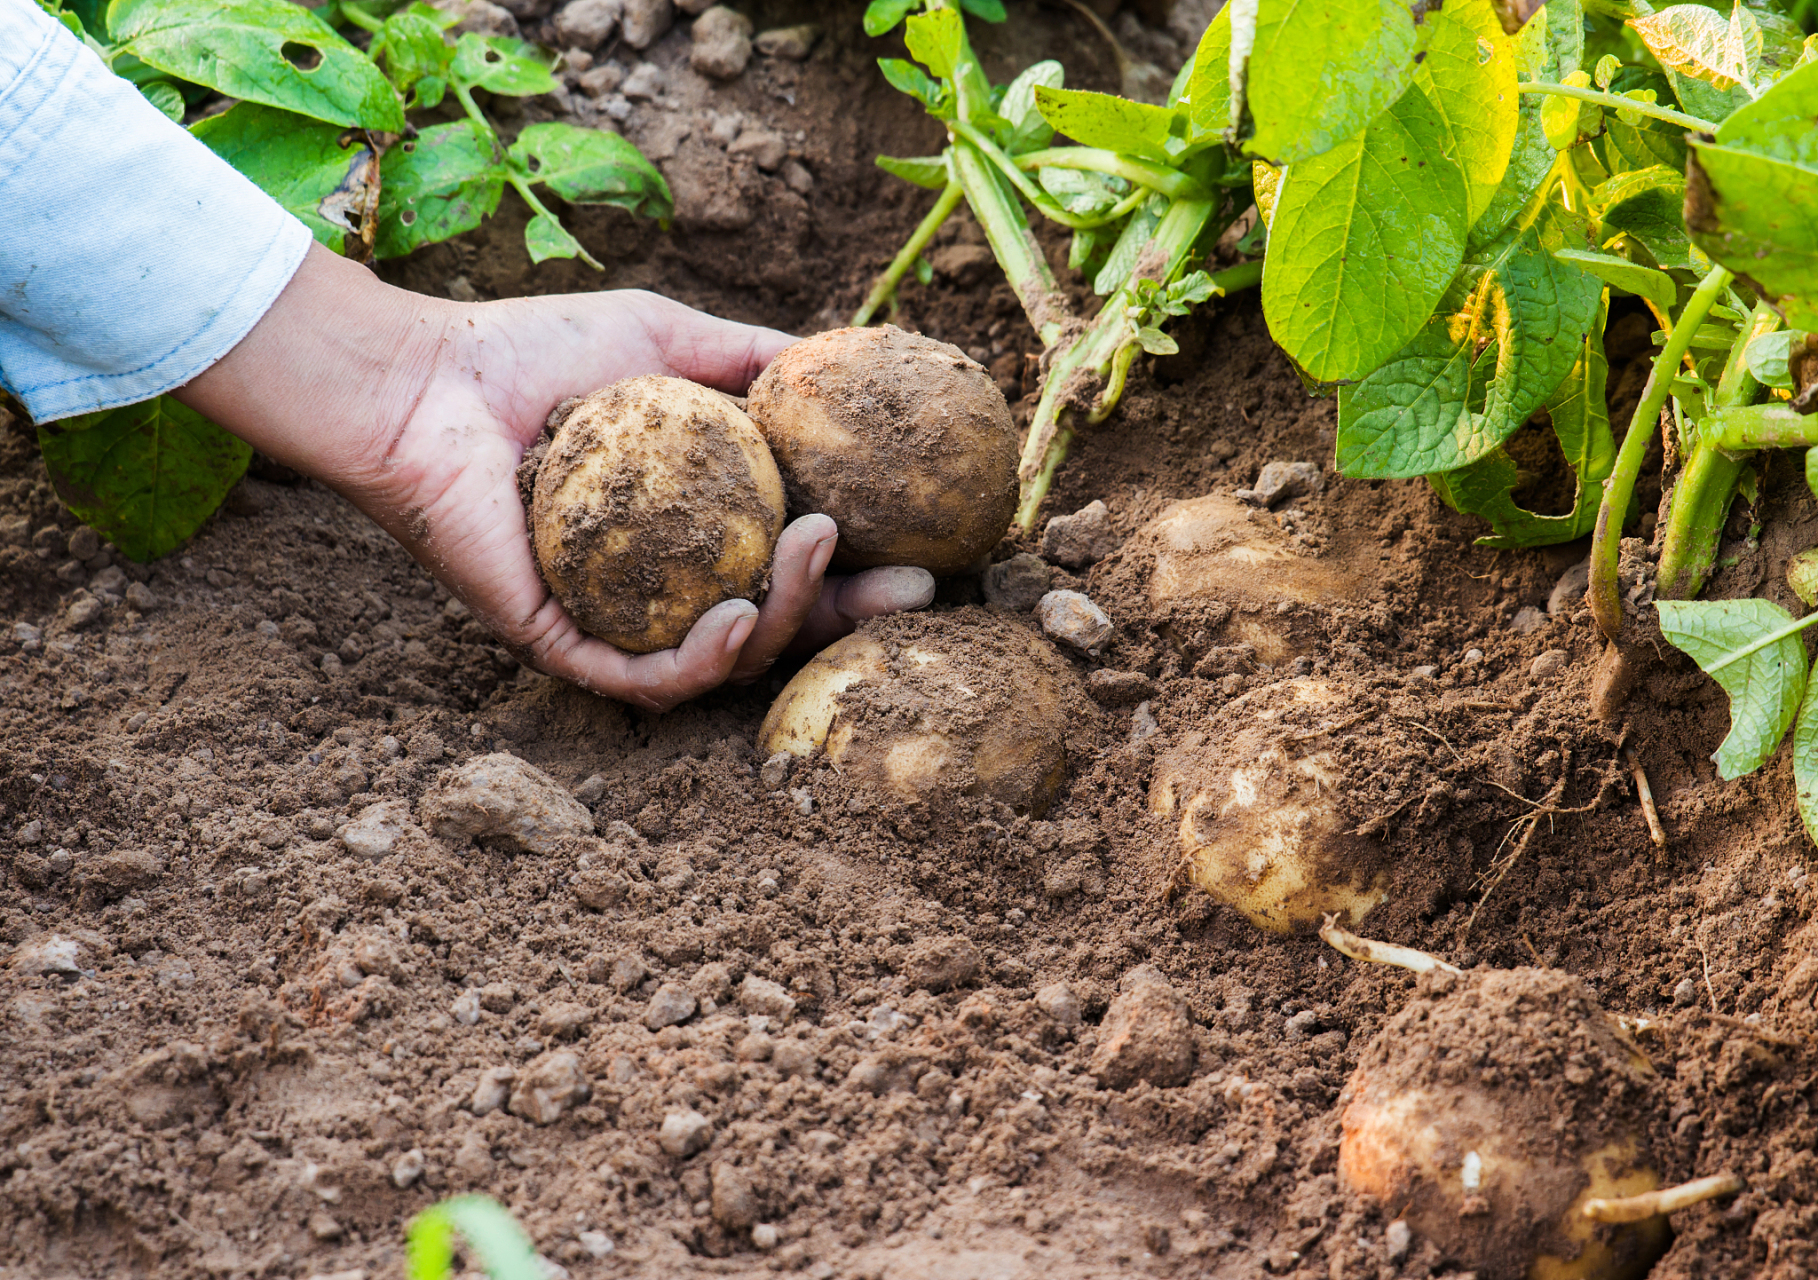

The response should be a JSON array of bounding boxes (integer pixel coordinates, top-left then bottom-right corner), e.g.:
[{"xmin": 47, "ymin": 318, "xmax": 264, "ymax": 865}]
[
  {"xmin": 1518, "ymin": 81, "xmax": 1717, "ymax": 132},
  {"xmin": 1588, "ymin": 264, "xmax": 1732, "ymax": 641},
  {"xmin": 1011, "ymin": 147, "xmax": 1208, "ymax": 201},
  {"xmin": 1656, "ymin": 303, "xmax": 1780, "ymax": 602},
  {"xmin": 950, "ymin": 120, "xmax": 1147, "ymax": 230},
  {"xmin": 1706, "ymin": 404, "xmax": 1818, "ymax": 451},
  {"xmin": 850, "ymin": 181, "xmax": 964, "ymax": 328},
  {"xmin": 454, "ymin": 85, "xmax": 602, "ymax": 271}
]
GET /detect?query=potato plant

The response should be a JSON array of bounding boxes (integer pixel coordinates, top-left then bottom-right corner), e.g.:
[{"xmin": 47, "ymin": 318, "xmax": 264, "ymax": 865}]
[{"xmin": 30, "ymin": 0, "xmax": 670, "ymax": 561}]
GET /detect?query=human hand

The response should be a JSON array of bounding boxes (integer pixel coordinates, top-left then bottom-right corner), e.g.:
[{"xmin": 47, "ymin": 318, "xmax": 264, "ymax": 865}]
[{"xmin": 174, "ymin": 244, "xmax": 934, "ymax": 711}]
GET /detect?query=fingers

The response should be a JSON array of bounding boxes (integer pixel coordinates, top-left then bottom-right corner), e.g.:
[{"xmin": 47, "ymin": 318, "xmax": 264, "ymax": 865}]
[
  {"xmin": 610, "ymin": 599, "xmax": 760, "ymax": 712},
  {"xmin": 729, "ymin": 514, "xmax": 838, "ymax": 684},
  {"xmin": 784, "ymin": 564, "xmax": 937, "ymax": 659},
  {"xmin": 627, "ymin": 292, "xmax": 797, "ymax": 392}
]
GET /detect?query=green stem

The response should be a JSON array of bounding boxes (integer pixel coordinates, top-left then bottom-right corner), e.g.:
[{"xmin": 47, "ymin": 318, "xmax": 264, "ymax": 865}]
[
  {"xmin": 1589, "ymin": 263, "xmax": 1733, "ymax": 640},
  {"xmin": 339, "ymin": 1, "xmax": 382, "ymax": 31},
  {"xmin": 1011, "ymin": 147, "xmax": 1207, "ymax": 201},
  {"xmin": 1704, "ymin": 608, "xmax": 1818, "ymax": 676},
  {"xmin": 950, "ymin": 120, "xmax": 1148, "ymax": 230},
  {"xmin": 1518, "ymin": 81, "xmax": 1717, "ymax": 132},
  {"xmin": 1656, "ymin": 302, "xmax": 1781, "ymax": 601},
  {"xmin": 1209, "ymin": 259, "xmax": 1264, "ymax": 294},
  {"xmin": 1706, "ymin": 404, "xmax": 1818, "ymax": 451},
  {"xmin": 456, "ymin": 85, "xmax": 601, "ymax": 270},
  {"xmin": 950, "ymin": 139, "xmax": 1069, "ymax": 344},
  {"xmin": 851, "ymin": 180, "xmax": 964, "ymax": 327}
]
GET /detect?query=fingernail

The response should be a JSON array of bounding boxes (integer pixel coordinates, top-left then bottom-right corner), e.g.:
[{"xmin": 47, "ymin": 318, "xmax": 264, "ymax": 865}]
[
  {"xmin": 725, "ymin": 607, "xmax": 758, "ymax": 654},
  {"xmin": 809, "ymin": 534, "xmax": 838, "ymax": 579}
]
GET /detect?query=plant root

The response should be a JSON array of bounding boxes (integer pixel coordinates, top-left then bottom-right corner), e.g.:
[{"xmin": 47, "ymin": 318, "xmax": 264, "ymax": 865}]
[
  {"xmin": 1625, "ymin": 745, "xmax": 1667, "ymax": 848},
  {"xmin": 1319, "ymin": 917, "xmax": 1461, "ymax": 975},
  {"xmin": 1583, "ymin": 1172, "xmax": 1745, "ymax": 1224}
]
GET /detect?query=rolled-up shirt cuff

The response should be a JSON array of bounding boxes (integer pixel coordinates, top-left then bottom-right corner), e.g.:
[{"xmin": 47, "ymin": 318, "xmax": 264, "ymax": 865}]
[{"xmin": 0, "ymin": 0, "xmax": 313, "ymax": 423}]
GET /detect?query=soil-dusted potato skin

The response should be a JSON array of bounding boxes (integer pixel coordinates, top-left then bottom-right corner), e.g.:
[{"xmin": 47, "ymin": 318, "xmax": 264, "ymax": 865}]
[
  {"xmin": 530, "ymin": 376, "xmax": 785, "ymax": 654},
  {"xmin": 759, "ymin": 608, "xmax": 1087, "ymax": 816},
  {"xmin": 1150, "ymin": 678, "xmax": 1388, "ymax": 933},
  {"xmin": 1340, "ymin": 968, "xmax": 1670, "ymax": 1280},
  {"xmin": 746, "ymin": 325, "xmax": 1017, "ymax": 575}
]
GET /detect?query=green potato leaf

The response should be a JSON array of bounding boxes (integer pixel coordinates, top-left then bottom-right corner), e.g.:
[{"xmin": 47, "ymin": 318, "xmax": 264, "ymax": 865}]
[
  {"xmin": 878, "ymin": 58, "xmax": 945, "ymax": 109},
  {"xmin": 1473, "ymin": 0, "xmax": 1583, "ymax": 245},
  {"xmin": 958, "ymin": 0, "xmax": 1005, "ymax": 21},
  {"xmin": 1795, "ymin": 669, "xmax": 1818, "ymax": 847},
  {"xmin": 1688, "ymin": 140, "xmax": 1818, "ymax": 330},
  {"xmin": 1240, "ymin": 0, "xmax": 1421, "ymax": 166},
  {"xmin": 507, "ymin": 123, "xmax": 671, "ymax": 221},
  {"xmin": 1261, "ymin": 82, "xmax": 1469, "ymax": 384},
  {"xmin": 523, "ymin": 211, "xmax": 582, "ymax": 263},
  {"xmin": 39, "ymin": 398, "xmax": 250, "ymax": 562},
  {"xmin": 406, "ymin": 1196, "xmax": 541, "ymax": 1280},
  {"xmin": 1594, "ymin": 70, "xmax": 1689, "ymax": 175},
  {"xmin": 875, "ymin": 154, "xmax": 949, "ymax": 189},
  {"xmin": 1711, "ymin": 57, "xmax": 1818, "ymax": 168},
  {"xmin": 903, "ymin": 8, "xmax": 964, "ymax": 80},
  {"xmin": 1094, "ymin": 194, "xmax": 1165, "ymax": 295},
  {"xmin": 376, "ymin": 11, "xmax": 452, "ymax": 105},
  {"xmin": 449, "ymin": 33, "xmax": 557, "ymax": 96},
  {"xmin": 1181, "ymin": 3, "xmax": 1232, "ymax": 139},
  {"xmin": 191, "ymin": 103, "xmax": 371, "ymax": 252},
  {"xmin": 1594, "ymin": 166, "xmax": 1696, "ymax": 269},
  {"xmin": 1657, "ymin": 597, "xmax": 1813, "ymax": 779},
  {"xmin": 1039, "ymin": 166, "xmax": 1124, "ymax": 216},
  {"xmin": 1000, "ymin": 60, "xmax": 1062, "ymax": 152},
  {"xmin": 862, "ymin": 0, "xmax": 919, "ymax": 38},
  {"xmin": 1427, "ymin": 293, "xmax": 1614, "ymax": 547},
  {"xmin": 375, "ymin": 120, "xmax": 504, "ymax": 259},
  {"xmin": 1414, "ymin": 0, "xmax": 1518, "ymax": 226},
  {"xmin": 1033, "ymin": 86, "xmax": 1185, "ymax": 164},
  {"xmin": 110, "ymin": 0, "xmax": 404, "ymax": 131},
  {"xmin": 1629, "ymin": 3, "xmax": 1753, "ymax": 91},
  {"xmin": 1553, "ymin": 247, "xmax": 1677, "ymax": 310},
  {"xmin": 1336, "ymin": 198, "xmax": 1604, "ymax": 478},
  {"xmin": 139, "ymin": 79, "xmax": 185, "ymax": 120},
  {"xmin": 1745, "ymin": 329, "xmax": 1798, "ymax": 388}
]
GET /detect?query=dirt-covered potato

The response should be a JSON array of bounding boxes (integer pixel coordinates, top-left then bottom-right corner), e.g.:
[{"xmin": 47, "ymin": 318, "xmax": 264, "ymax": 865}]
[
  {"xmin": 529, "ymin": 377, "xmax": 785, "ymax": 654},
  {"xmin": 1103, "ymin": 494, "xmax": 1364, "ymax": 668},
  {"xmin": 758, "ymin": 609, "xmax": 1087, "ymax": 816},
  {"xmin": 1150, "ymin": 678, "xmax": 1388, "ymax": 933},
  {"xmin": 745, "ymin": 325, "xmax": 1017, "ymax": 575},
  {"xmin": 1340, "ymin": 968, "xmax": 1669, "ymax": 1280}
]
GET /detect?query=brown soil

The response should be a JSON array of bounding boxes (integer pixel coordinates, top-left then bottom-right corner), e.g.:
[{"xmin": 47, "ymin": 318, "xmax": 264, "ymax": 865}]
[
  {"xmin": 4, "ymin": 5, "xmax": 1818, "ymax": 1280},
  {"xmin": 747, "ymin": 326, "xmax": 1017, "ymax": 576}
]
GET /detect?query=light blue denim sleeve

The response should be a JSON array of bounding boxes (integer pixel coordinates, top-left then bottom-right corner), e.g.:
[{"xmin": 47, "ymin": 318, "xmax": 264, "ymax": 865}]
[{"xmin": 0, "ymin": 0, "xmax": 312, "ymax": 423}]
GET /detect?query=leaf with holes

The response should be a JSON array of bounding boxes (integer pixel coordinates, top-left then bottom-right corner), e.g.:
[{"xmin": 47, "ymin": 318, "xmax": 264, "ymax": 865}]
[
  {"xmin": 1335, "ymin": 198, "xmax": 1603, "ymax": 478},
  {"xmin": 1238, "ymin": 0, "xmax": 1422, "ymax": 165},
  {"xmin": 1261, "ymin": 82, "xmax": 1469, "ymax": 384},
  {"xmin": 38, "ymin": 399, "xmax": 251, "ymax": 562},
  {"xmin": 449, "ymin": 33, "xmax": 557, "ymax": 96},
  {"xmin": 110, "ymin": 0, "xmax": 404, "ymax": 130},
  {"xmin": 507, "ymin": 123, "xmax": 672, "ymax": 221},
  {"xmin": 192, "ymin": 103, "xmax": 369, "ymax": 252},
  {"xmin": 1657, "ymin": 598, "xmax": 1813, "ymax": 779},
  {"xmin": 375, "ymin": 121, "xmax": 504, "ymax": 259}
]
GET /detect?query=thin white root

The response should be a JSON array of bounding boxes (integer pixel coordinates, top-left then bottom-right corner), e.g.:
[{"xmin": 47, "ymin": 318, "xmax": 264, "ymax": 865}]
[
  {"xmin": 1319, "ymin": 916, "xmax": 1461, "ymax": 975},
  {"xmin": 1583, "ymin": 1172, "xmax": 1744, "ymax": 1224},
  {"xmin": 1625, "ymin": 746, "xmax": 1666, "ymax": 848}
]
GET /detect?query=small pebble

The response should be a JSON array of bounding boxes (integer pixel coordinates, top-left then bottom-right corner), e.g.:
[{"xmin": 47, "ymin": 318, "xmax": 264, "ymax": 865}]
[
  {"xmin": 1040, "ymin": 500, "xmax": 1120, "ymax": 568},
  {"xmin": 1530, "ymin": 649, "xmax": 1570, "ymax": 680},
  {"xmin": 751, "ymin": 1223, "xmax": 780, "ymax": 1251},
  {"xmin": 644, "ymin": 981, "xmax": 698, "ymax": 1030},
  {"xmin": 1035, "ymin": 589, "xmax": 1114, "ymax": 652},
  {"xmin": 1235, "ymin": 460, "xmax": 1323, "ymax": 509},
  {"xmin": 1034, "ymin": 981, "xmax": 1081, "ymax": 1028},
  {"xmin": 1508, "ymin": 605, "xmax": 1546, "ymax": 635},
  {"xmin": 470, "ymin": 1065, "xmax": 517, "ymax": 1116},
  {"xmin": 618, "ymin": 0, "xmax": 672, "ymax": 48},
  {"xmin": 67, "ymin": 527, "xmax": 100, "ymax": 560},
  {"xmin": 1673, "ymin": 977, "xmax": 1699, "ymax": 1008},
  {"xmin": 553, "ymin": 0, "xmax": 618, "ymax": 47},
  {"xmin": 620, "ymin": 60, "xmax": 664, "ymax": 100},
  {"xmin": 759, "ymin": 752, "xmax": 792, "ymax": 790},
  {"xmin": 1549, "ymin": 559, "xmax": 1590, "ymax": 616},
  {"xmin": 1385, "ymin": 1219, "xmax": 1411, "ymax": 1262},
  {"xmin": 391, "ymin": 1148, "xmax": 425, "ymax": 1188},
  {"xmin": 452, "ymin": 990, "xmax": 482, "ymax": 1025},
  {"xmin": 753, "ymin": 23, "xmax": 818, "ymax": 59},
  {"xmin": 982, "ymin": 552, "xmax": 1051, "ymax": 612},
  {"xmin": 659, "ymin": 1109, "xmax": 713, "ymax": 1158},
  {"xmin": 689, "ymin": 5, "xmax": 752, "ymax": 79},
  {"xmin": 788, "ymin": 787, "xmax": 813, "ymax": 816}
]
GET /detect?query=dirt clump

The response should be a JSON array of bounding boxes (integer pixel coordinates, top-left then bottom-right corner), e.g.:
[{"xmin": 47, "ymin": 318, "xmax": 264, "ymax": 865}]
[{"xmin": 747, "ymin": 325, "xmax": 1017, "ymax": 575}]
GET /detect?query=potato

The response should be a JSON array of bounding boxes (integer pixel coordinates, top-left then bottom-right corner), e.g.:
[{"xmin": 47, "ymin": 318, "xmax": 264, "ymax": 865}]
[
  {"xmin": 530, "ymin": 376, "xmax": 785, "ymax": 654},
  {"xmin": 1340, "ymin": 968, "xmax": 1669, "ymax": 1280},
  {"xmin": 745, "ymin": 325, "xmax": 1017, "ymax": 575},
  {"xmin": 758, "ymin": 608, "xmax": 1087, "ymax": 816},
  {"xmin": 1102, "ymin": 494, "xmax": 1364, "ymax": 668},
  {"xmin": 1150, "ymin": 678, "xmax": 1388, "ymax": 933}
]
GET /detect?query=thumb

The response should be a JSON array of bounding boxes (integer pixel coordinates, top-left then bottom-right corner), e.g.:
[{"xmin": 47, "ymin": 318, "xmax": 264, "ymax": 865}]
[{"xmin": 633, "ymin": 293, "xmax": 797, "ymax": 392}]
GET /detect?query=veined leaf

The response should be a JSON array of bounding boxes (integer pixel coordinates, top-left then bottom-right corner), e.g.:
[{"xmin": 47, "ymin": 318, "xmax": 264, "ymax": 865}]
[
  {"xmin": 110, "ymin": 0, "xmax": 404, "ymax": 131},
  {"xmin": 1033, "ymin": 86, "xmax": 1185, "ymax": 163},
  {"xmin": 1240, "ymin": 0, "xmax": 1421, "ymax": 166},
  {"xmin": 523, "ymin": 211, "xmax": 582, "ymax": 263},
  {"xmin": 1039, "ymin": 166, "xmax": 1124, "ymax": 216},
  {"xmin": 1554, "ymin": 247, "xmax": 1676, "ymax": 310},
  {"xmin": 862, "ymin": 0, "xmax": 919, "ymax": 38},
  {"xmin": 375, "ymin": 120, "xmax": 504, "ymax": 258},
  {"xmin": 1414, "ymin": 0, "xmax": 1518, "ymax": 225},
  {"xmin": 507, "ymin": 123, "xmax": 671, "ymax": 221},
  {"xmin": 1689, "ymin": 71, "xmax": 1818, "ymax": 329},
  {"xmin": 1000, "ymin": 60, "xmax": 1062, "ymax": 152},
  {"xmin": 449, "ymin": 33, "xmax": 557, "ymax": 96},
  {"xmin": 876, "ymin": 154, "xmax": 949, "ymax": 189},
  {"xmin": 958, "ymin": 0, "xmax": 1005, "ymax": 21},
  {"xmin": 38, "ymin": 398, "xmax": 250, "ymax": 562},
  {"xmin": 1629, "ymin": 3, "xmax": 1752, "ymax": 91},
  {"xmin": 139, "ymin": 79, "xmax": 184, "ymax": 120},
  {"xmin": 376, "ymin": 11, "xmax": 451, "ymax": 106},
  {"xmin": 1430, "ymin": 292, "xmax": 1614, "ymax": 547},
  {"xmin": 1336, "ymin": 198, "xmax": 1603, "ymax": 478},
  {"xmin": 1473, "ymin": 0, "xmax": 1583, "ymax": 245},
  {"xmin": 1795, "ymin": 670, "xmax": 1818, "ymax": 846},
  {"xmin": 878, "ymin": 58, "xmax": 944, "ymax": 109},
  {"xmin": 1657, "ymin": 597, "xmax": 1813, "ymax": 779},
  {"xmin": 192, "ymin": 103, "xmax": 369, "ymax": 252},
  {"xmin": 904, "ymin": 8, "xmax": 964, "ymax": 80},
  {"xmin": 1182, "ymin": 4, "xmax": 1233, "ymax": 140},
  {"xmin": 1262, "ymin": 82, "xmax": 1469, "ymax": 383},
  {"xmin": 1745, "ymin": 329, "xmax": 1798, "ymax": 388},
  {"xmin": 1593, "ymin": 68, "xmax": 1688, "ymax": 176},
  {"xmin": 1594, "ymin": 165, "xmax": 1696, "ymax": 269}
]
